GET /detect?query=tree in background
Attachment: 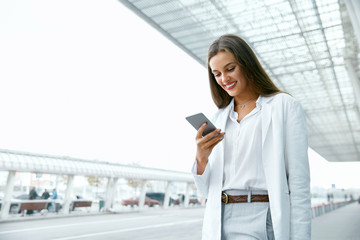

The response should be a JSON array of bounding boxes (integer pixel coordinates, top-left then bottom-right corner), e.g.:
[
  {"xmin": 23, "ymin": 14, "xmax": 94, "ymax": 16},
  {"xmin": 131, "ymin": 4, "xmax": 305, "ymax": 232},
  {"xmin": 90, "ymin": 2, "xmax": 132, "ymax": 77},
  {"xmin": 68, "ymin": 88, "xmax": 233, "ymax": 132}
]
[
  {"xmin": 87, "ymin": 176, "xmax": 105, "ymax": 198},
  {"xmin": 126, "ymin": 178, "xmax": 143, "ymax": 196}
]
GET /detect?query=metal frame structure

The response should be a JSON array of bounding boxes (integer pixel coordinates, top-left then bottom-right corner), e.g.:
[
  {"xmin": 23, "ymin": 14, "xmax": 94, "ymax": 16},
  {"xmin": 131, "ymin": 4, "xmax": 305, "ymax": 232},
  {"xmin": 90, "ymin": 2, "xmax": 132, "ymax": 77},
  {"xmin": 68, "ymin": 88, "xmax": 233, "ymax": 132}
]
[
  {"xmin": 119, "ymin": 0, "xmax": 360, "ymax": 162},
  {"xmin": 0, "ymin": 149, "xmax": 193, "ymax": 181},
  {"xmin": 0, "ymin": 149, "xmax": 195, "ymax": 219}
]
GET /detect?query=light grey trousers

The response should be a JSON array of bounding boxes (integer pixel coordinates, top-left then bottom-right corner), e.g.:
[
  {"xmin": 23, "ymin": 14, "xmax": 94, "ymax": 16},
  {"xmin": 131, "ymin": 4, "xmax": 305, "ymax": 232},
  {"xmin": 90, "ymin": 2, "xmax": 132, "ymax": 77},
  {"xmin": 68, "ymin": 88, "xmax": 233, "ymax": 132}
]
[{"xmin": 221, "ymin": 191, "xmax": 275, "ymax": 240}]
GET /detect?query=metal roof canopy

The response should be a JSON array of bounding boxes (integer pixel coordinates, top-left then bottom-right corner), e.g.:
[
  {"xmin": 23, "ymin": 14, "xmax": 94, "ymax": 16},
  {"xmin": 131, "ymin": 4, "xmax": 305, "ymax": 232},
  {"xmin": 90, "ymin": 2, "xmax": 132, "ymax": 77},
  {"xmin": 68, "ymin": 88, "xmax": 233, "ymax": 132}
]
[
  {"xmin": 0, "ymin": 149, "xmax": 193, "ymax": 182},
  {"xmin": 119, "ymin": 0, "xmax": 360, "ymax": 162}
]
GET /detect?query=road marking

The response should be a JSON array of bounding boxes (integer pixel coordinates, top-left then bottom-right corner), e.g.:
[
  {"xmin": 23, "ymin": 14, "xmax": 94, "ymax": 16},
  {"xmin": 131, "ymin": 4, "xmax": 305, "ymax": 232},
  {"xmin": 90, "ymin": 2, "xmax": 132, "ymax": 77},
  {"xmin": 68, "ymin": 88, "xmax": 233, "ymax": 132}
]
[
  {"xmin": 52, "ymin": 219, "xmax": 203, "ymax": 240},
  {"xmin": 0, "ymin": 215, "xmax": 155, "ymax": 235}
]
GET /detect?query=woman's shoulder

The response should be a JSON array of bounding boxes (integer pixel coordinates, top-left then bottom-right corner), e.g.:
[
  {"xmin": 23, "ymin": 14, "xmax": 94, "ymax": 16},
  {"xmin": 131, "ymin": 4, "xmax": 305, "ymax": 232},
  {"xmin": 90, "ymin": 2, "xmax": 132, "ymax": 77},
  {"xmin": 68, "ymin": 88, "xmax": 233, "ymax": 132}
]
[
  {"xmin": 263, "ymin": 92, "xmax": 299, "ymax": 105},
  {"xmin": 264, "ymin": 93, "xmax": 306, "ymax": 117}
]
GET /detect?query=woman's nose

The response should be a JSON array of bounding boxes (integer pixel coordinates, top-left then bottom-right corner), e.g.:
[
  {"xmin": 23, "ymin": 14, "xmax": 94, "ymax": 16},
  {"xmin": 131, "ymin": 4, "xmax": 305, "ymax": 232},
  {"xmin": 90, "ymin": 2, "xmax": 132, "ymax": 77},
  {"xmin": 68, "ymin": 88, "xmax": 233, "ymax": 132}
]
[{"xmin": 221, "ymin": 74, "xmax": 229, "ymax": 83}]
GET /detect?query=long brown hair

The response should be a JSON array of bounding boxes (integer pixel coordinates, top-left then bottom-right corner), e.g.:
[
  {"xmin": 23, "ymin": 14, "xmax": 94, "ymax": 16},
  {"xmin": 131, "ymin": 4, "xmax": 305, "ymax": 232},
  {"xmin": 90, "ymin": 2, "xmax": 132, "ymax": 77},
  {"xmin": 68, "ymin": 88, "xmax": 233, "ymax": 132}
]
[{"xmin": 207, "ymin": 34, "xmax": 281, "ymax": 108}]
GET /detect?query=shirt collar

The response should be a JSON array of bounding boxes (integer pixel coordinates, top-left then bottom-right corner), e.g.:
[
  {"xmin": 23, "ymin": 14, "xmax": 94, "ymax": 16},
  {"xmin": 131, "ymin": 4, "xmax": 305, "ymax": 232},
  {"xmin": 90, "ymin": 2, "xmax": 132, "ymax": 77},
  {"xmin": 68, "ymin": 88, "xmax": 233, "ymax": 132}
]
[
  {"xmin": 229, "ymin": 99, "xmax": 237, "ymax": 123},
  {"xmin": 256, "ymin": 95, "xmax": 262, "ymax": 108},
  {"xmin": 228, "ymin": 95, "xmax": 262, "ymax": 122}
]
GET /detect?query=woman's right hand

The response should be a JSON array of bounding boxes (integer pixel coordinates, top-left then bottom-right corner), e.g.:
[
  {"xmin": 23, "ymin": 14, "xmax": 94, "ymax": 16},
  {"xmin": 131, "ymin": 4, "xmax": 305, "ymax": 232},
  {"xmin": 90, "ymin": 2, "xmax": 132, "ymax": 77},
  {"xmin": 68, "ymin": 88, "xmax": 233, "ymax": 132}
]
[{"xmin": 195, "ymin": 123, "xmax": 225, "ymax": 174}]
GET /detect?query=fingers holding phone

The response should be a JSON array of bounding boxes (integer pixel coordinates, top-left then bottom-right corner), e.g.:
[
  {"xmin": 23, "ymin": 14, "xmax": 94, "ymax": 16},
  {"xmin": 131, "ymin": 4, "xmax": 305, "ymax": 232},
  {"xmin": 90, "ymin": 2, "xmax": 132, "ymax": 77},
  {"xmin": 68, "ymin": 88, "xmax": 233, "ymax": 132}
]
[
  {"xmin": 195, "ymin": 123, "xmax": 225, "ymax": 164},
  {"xmin": 186, "ymin": 113, "xmax": 225, "ymax": 174}
]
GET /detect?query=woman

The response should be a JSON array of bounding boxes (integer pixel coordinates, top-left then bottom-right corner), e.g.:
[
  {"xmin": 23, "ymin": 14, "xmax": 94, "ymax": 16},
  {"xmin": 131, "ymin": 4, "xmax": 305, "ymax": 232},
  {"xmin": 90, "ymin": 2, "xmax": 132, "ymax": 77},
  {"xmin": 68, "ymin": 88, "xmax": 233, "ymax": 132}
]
[{"xmin": 192, "ymin": 34, "xmax": 311, "ymax": 240}]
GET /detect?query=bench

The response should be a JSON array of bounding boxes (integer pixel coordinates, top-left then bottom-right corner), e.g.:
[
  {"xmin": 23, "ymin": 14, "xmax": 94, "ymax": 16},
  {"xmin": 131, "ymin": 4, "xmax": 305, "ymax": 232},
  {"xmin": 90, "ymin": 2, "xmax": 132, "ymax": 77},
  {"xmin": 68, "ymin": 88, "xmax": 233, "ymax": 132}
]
[
  {"xmin": 19, "ymin": 201, "xmax": 48, "ymax": 212},
  {"xmin": 71, "ymin": 200, "xmax": 92, "ymax": 211}
]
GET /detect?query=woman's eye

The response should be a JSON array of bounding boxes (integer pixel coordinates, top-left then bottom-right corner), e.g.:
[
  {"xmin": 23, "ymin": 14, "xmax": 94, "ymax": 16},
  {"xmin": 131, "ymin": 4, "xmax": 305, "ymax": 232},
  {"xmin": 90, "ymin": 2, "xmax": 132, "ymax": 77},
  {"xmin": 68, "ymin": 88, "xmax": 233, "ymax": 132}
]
[
  {"xmin": 214, "ymin": 73, "xmax": 221, "ymax": 77},
  {"xmin": 228, "ymin": 67, "xmax": 235, "ymax": 71}
]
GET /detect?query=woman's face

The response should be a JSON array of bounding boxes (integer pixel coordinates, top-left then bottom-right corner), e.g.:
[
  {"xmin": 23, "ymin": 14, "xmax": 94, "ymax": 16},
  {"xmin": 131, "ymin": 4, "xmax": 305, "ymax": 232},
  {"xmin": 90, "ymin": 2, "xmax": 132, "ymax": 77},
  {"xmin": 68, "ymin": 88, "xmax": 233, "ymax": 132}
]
[{"xmin": 209, "ymin": 51, "xmax": 250, "ymax": 98}]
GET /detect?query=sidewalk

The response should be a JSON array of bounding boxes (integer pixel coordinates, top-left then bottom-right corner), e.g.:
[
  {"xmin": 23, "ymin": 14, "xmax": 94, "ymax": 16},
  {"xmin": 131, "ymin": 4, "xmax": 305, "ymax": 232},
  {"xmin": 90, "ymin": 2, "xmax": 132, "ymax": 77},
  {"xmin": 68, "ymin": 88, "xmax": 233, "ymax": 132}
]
[{"xmin": 312, "ymin": 202, "xmax": 360, "ymax": 240}]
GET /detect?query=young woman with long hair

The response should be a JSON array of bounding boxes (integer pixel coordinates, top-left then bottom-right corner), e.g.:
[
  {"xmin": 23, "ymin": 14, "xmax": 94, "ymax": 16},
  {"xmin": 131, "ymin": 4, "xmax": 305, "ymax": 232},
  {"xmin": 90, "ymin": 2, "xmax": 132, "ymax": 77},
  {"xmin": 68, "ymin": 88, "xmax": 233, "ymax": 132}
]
[{"xmin": 192, "ymin": 34, "xmax": 311, "ymax": 240}]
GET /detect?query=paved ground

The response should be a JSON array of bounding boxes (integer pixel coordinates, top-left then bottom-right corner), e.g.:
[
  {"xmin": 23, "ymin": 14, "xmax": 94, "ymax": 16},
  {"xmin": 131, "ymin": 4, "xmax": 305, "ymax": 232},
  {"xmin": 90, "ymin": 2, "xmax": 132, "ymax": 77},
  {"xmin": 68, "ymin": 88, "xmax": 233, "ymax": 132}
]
[
  {"xmin": 311, "ymin": 202, "xmax": 360, "ymax": 240},
  {"xmin": 2, "ymin": 203, "xmax": 360, "ymax": 239},
  {"xmin": 0, "ymin": 207, "xmax": 204, "ymax": 240}
]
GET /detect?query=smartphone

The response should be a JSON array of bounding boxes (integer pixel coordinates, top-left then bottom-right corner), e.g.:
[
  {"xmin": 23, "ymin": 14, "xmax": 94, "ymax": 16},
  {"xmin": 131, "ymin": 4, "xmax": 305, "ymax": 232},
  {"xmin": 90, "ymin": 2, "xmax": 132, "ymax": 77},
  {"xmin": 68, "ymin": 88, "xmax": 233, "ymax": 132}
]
[{"xmin": 185, "ymin": 113, "xmax": 217, "ymax": 136}]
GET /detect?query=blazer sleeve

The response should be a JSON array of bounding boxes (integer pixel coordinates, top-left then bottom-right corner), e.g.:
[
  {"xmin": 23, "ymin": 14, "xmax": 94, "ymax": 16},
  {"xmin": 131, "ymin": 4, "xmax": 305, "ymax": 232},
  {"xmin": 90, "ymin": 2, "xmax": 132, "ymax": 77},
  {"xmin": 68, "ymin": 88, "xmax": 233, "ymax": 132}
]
[
  {"xmin": 191, "ymin": 110, "xmax": 222, "ymax": 200},
  {"xmin": 284, "ymin": 99, "xmax": 312, "ymax": 239},
  {"xmin": 191, "ymin": 160, "xmax": 211, "ymax": 199}
]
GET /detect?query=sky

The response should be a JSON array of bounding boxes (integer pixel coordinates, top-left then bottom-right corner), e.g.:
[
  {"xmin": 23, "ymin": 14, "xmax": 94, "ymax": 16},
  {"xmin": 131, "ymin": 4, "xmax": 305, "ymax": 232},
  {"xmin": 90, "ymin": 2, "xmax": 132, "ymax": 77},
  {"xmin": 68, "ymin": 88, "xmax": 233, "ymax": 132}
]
[{"xmin": 0, "ymin": 0, "xmax": 359, "ymax": 189}]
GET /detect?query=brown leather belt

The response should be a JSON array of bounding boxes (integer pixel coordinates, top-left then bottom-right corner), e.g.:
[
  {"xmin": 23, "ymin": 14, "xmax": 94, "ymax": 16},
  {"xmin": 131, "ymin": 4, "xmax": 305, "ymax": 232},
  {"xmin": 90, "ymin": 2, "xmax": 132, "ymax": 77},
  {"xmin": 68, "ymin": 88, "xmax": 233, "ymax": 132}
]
[{"xmin": 221, "ymin": 192, "xmax": 269, "ymax": 204}]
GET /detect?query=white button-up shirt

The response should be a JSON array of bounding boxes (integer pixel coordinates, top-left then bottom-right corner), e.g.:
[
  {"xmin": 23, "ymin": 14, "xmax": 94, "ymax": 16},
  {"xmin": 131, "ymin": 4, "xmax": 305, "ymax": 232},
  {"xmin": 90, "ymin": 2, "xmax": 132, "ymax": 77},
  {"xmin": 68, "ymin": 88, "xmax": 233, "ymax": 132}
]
[{"xmin": 222, "ymin": 96, "xmax": 267, "ymax": 191}]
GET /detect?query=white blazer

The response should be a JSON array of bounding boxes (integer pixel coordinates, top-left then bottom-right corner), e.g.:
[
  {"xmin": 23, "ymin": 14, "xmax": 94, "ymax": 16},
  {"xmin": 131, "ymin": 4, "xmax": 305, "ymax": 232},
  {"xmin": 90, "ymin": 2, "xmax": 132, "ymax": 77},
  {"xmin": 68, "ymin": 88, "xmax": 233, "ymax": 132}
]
[{"xmin": 193, "ymin": 93, "xmax": 311, "ymax": 240}]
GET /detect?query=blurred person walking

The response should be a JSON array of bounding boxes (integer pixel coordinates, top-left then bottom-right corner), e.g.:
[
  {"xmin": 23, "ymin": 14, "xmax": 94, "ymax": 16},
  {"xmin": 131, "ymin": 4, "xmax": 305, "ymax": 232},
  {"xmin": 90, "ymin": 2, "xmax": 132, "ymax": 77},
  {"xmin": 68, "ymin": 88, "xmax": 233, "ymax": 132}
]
[
  {"xmin": 50, "ymin": 188, "xmax": 58, "ymax": 212},
  {"xmin": 192, "ymin": 34, "xmax": 311, "ymax": 240}
]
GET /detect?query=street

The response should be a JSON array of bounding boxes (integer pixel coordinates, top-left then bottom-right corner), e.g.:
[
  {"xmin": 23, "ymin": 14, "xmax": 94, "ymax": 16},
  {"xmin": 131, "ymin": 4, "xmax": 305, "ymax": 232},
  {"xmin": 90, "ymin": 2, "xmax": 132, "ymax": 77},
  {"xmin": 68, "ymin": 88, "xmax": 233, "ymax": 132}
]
[{"xmin": 0, "ymin": 207, "xmax": 204, "ymax": 240}]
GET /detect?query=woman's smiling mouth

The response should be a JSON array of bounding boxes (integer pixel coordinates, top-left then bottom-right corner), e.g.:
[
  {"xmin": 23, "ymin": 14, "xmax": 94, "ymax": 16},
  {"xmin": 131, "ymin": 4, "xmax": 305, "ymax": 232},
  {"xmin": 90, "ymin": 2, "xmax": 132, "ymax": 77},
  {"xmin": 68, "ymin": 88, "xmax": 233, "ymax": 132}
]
[{"xmin": 225, "ymin": 81, "xmax": 237, "ymax": 90}]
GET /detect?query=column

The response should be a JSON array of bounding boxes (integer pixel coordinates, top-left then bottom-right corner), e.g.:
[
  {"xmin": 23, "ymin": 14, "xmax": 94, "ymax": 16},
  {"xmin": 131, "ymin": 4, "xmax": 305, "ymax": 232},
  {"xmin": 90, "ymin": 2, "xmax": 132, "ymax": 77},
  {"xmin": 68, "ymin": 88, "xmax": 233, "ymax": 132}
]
[
  {"xmin": 62, "ymin": 175, "xmax": 74, "ymax": 215},
  {"xmin": 163, "ymin": 181, "xmax": 172, "ymax": 208},
  {"xmin": 138, "ymin": 180, "xmax": 147, "ymax": 209},
  {"xmin": 110, "ymin": 178, "xmax": 119, "ymax": 209},
  {"xmin": 103, "ymin": 177, "xmax": 112, "ymax": 210},
  {"xmin": 104, "ymin": 177, "xmax": 118, "ymax": 210},
  {"xmin": 0, "ymin": 171, "xmax": 16, "ymax": 219}
]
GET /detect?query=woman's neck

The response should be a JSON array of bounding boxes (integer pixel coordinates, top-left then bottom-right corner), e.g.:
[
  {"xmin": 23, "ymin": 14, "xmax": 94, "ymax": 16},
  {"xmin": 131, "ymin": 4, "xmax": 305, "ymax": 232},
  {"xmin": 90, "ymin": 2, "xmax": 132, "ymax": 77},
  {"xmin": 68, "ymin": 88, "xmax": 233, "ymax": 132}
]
[{"xmin": 234, "ymin": 93, "xmax": 259, "ymax": 106}]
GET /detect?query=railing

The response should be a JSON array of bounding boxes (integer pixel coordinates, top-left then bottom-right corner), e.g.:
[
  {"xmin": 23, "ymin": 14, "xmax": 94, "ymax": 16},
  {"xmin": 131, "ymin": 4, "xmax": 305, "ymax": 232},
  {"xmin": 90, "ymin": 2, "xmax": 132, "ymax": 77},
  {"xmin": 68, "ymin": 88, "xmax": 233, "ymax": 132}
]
[{"xmin": 311, "ymin": 200, "xmax": 355, "ymax": 218}]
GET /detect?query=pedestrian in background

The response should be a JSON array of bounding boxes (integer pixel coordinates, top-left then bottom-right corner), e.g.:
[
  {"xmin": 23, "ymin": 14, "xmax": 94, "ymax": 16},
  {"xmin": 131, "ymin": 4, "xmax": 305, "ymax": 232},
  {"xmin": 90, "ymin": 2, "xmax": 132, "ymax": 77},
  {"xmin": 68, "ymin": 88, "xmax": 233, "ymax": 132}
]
[
  {"xmin": 41, "ymin": 189, "xmax": 50, "ymax": 199},
  {"xmin": 50, "ymin": 188, "xmax": 58, "ymax": 212},
  {"xmin": 25, "ymin": 186, "xmax": 38, "ymax": 215},
  {"xmin": 51, "ymin": 188, "xmax": 57, "ymax": 199},
  {"xmin": 192, "ymin": 34, "xmax": 311, "ymax": 240},
  {"xmin": 29, "ymin": 186, "xmax": 38, "ymax": 200}
]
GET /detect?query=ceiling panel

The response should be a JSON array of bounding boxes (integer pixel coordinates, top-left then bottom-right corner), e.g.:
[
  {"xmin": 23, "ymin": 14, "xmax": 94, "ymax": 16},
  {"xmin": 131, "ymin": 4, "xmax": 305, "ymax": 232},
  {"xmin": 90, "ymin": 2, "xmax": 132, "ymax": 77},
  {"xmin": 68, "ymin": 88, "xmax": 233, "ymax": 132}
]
[{"xmin": 119, "ymin": 0, "xmax": 360, "ymax": 162}]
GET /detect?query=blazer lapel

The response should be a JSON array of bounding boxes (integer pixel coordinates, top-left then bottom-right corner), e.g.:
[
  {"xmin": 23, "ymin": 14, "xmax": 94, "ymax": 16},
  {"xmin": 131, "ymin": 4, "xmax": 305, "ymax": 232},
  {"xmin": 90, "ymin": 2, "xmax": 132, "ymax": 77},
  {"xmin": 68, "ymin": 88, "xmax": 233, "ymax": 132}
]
[
  {"xmin": 262, "ymin": 96, "xmax": 273, "ymax": 147},
  {"xmin": 217, "ymin": 105, "xmax": 231, "ymax": 131},
  {"xmin": 210, "ymin": 101, "xmax": 232, "ymax": 177},
  {"xmin": 214, "ymin": 102, "xmax": 232, "ymax": 159}
]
